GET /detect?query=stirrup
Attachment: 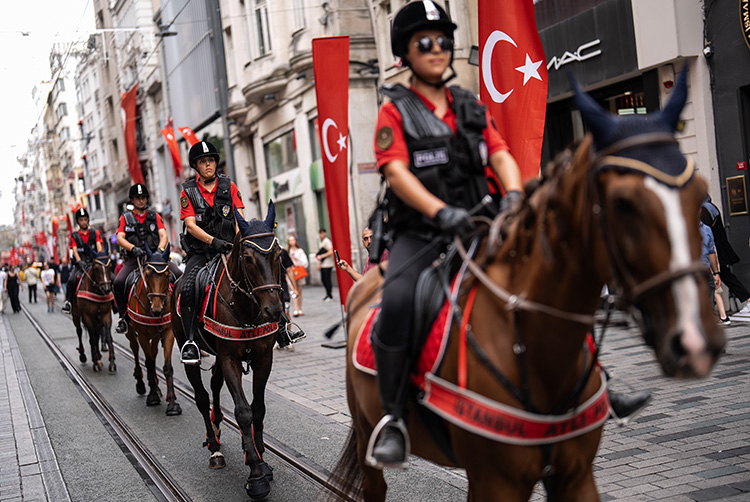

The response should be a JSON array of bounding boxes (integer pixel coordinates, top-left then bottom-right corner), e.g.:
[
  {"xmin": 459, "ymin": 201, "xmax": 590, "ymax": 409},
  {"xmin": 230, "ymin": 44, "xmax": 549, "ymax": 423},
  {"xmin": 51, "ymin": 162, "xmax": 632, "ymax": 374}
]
[
  {"xmin": 365, "ymin": 415, "xmax": 410, "ymax": 470},
  {"xmin": 286, "ymin": 320, "xmax": 306, "ymax": 343},
  {"xmin": 181, "ymin": 340, "xmax": 201, "ymax": 366},
  {"xmin": 61, "ymin": 301, "xmax": 71, "ymax": 314}
]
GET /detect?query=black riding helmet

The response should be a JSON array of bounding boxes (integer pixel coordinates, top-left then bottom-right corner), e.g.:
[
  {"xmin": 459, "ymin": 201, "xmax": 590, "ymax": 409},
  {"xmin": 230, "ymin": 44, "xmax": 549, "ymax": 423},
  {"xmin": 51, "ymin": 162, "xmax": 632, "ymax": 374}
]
[
  {"xmin": 188, "ymin": 141, "xmax": 220, "ymax": 169},
  {"xmin": 129, "ymin": 183, "xmax": 149, "ymax": 200},
  {"xmin": 74, "ymin": 207, "xmax": 89, "ymax": 223},
  {"xmin": 391, "ymin": 0, "xmax": 457, "ymax": 88}
]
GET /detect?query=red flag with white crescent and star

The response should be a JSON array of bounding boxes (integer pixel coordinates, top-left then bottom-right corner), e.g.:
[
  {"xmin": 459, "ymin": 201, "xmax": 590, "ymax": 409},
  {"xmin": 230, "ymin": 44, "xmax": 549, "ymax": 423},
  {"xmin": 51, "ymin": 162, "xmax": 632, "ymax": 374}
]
[
  {"xmin": 312, "ymin": 36, "xmax": 353, "ymax": 308},
  {"xmin": 178, "ymin": 127, "xmax": 200, "ymax": 147},
  {"xmin": 121, "ymin": 84, "xmax": 146, "ymax": 185},
  {"xmin": 479, "ymin": 0, "xmax": 548, "ymax": 181},
  {"xmin": 161, "ymin": 126, "xmax": 184, "ymax": 178}
]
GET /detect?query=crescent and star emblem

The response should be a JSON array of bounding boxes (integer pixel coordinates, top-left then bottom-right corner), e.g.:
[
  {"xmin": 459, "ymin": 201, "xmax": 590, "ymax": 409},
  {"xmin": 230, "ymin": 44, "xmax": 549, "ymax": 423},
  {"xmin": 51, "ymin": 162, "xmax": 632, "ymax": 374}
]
[
  {"xmin": 322, "ymin": 118, "xmax": 347, "ymax": 164},
  {"xmin": 482, "ymin": 30, "xmax": 544, "ymax": 104}
]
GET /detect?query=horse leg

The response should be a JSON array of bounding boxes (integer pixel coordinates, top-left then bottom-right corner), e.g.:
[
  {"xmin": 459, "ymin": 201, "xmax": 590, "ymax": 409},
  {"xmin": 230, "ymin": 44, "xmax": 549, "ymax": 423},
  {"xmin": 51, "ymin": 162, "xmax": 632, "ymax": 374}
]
[
  {"xmin": 184, "ymin": 364, "xmax": 225, "ymax": 470},
  {"xmin": 104, "ymin": 322, "xmax": 116, "ymax": 373},
  {"xmin": 144, "ymin": 351, "xmax": 160, "ymax": 406},
  {"xmin": 127, "ymin": 328, "xmax": 146, "ymax": 395},
  {"xmin": 210, "ymin": 363, "xmax": 224, "ymax": 439},
  {"xmin": 248, "ymin": 352, "xmax": 274, "ymax": 482},
  {"xmin": 352, "ymin": 406, "xmax": 387, "ymax": 502},
  {"xmin": 162, "ymin": 329, "xmax": 181, "ymax": 416},
  {"xmin": 87, "ymin": 323, "xmax": 102, "ymax": 373},
  {"xmin": 73, "ymin": 314, "xmax": 87, "ymax": 363},
  {"xmin": 218, "ymin": 355, "xmax": 270, "ymax": 500}
]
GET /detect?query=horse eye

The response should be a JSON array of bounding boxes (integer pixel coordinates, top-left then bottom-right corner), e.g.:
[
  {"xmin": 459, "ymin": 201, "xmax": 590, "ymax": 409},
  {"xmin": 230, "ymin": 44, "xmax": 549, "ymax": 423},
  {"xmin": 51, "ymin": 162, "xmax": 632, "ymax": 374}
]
[{"xmin": 612, "ymin": 196, "xmax": 638, "ymax": 216}]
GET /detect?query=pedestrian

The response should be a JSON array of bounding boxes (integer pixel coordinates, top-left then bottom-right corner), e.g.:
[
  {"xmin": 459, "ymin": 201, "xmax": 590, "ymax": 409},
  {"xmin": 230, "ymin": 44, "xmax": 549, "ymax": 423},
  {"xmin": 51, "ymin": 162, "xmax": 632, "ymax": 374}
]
[
  {"xmin": 178, "ymin": 141, "xmax": 245, "ymax": 365},
  {"xmin": 286, "ymin": 234, "xmax": 308, "ymax": 315},
  {"xmin": 337, "ymin": 227, "xmax": 390, "ymax": 282},
  {"xmin": 6, "ymin": 267, "xmax": 22, "ymax": 313},
  {"xmin": 715, "ymin": 286, "xmax": 731, "ymax": 325},
  {"xmin": 59, "ymin": 259, "xmax": 72, "ymax": 297},
  {"xmin": 365, "ymin": 0, "xmax": 526, "ymax": 468},
  {"xmin": 701, "ymin": 194, "xmax": 750, "ymax": 314},
  {"xmin": 113, "ymin": 183, "xmax": 181, "ymax": 334},
  {"xmin": 316, "ymin": 229, "xmax": 334, "ymax": 301},
  {"xmin": 41, "ymin": 262, "xmax": 56, "ymax": 312},
  {"xmin": 0, "ymin": 265, "xmax": 7, "ymax": 314},
  {"xmin": 25, "ymin": 263, "xmax": 39, "ymax": 303},
  {"xmin": 700, "ymin": 219, "xmax": 721, "ymax": 304}
]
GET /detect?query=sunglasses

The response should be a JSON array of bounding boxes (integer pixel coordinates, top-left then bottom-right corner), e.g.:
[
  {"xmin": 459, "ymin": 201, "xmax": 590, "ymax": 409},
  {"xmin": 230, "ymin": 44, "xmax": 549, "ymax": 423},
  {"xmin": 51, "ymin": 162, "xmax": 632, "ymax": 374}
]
[{"xmin": 413, "ymin": 36, "xmax": 453, "ymax": 54}]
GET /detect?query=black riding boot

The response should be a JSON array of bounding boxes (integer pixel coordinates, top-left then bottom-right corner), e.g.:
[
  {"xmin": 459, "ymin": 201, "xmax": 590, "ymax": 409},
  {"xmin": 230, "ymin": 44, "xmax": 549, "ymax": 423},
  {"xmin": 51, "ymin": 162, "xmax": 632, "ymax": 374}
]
[
  {"xmin": 114, "ymin": 287, "xmax": 128, "ymax": 333},
  {"xmin": 368, "ymin": 335, "xmax": 411, "ymax": 468},
  {"xmin": 608, "ymin": 390, "xmax": 652, "ymax": 424},
  {"xmin": 180, "ymin": 271, "xmax": 201, "ymax": 365},
  {"xmin": 276, "ymin": 313, "xmax": 306, "ymax": 348},
  {"xmin": 62, "ymin": 274, "xmax": 78, "ymax": 313}
]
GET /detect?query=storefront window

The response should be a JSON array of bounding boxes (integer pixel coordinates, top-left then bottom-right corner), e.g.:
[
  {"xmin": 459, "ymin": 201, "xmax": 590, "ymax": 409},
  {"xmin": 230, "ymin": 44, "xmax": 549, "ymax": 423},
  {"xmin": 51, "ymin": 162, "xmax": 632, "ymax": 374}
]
[
  {"xmin": 309, "ymin": 118, "xmax": 321, "ymax": 161},
  {"xmin": 274, "ymin": 197, "xmax": 308, "ymax": 254},
  {"xmin": 264, "ymin": 128, "xmax": 297, "ymax": 178}
]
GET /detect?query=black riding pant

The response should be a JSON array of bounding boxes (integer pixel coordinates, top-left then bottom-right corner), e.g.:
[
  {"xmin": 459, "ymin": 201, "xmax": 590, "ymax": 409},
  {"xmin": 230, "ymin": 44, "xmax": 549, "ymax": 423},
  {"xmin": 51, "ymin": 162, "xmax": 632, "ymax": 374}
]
[
  {"xmin": 181, "ymin": 253, "xmax": 212, "ymax": 342},
  {"xmin": 719, "ymin": 267, "xmax": 750, "ymax": 303},
  {"xmin": 66, "ymin": 264, "xmax": 85, "ymax": 303},
  {"xmin": 373, "ymin": 234, "xmax": 442, "ymax": 349}
]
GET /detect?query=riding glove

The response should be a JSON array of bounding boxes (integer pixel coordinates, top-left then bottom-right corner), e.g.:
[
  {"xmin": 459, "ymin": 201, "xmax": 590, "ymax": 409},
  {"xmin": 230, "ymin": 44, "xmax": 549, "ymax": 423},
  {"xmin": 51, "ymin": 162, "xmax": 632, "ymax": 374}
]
[
  {"xmin": 211, "ymin": 238, "xmax": 233, "ymax": 253},
  {"xmin": 433, "ymin": 206, "xmax": 473, "ymax": 238},
  {"xmin": 131, "ymin": 246, "xmax": 145, "ymax": 258},
  {"xmin": 500, "ymin": 190, "xmax": 524, "ymax": 213}
]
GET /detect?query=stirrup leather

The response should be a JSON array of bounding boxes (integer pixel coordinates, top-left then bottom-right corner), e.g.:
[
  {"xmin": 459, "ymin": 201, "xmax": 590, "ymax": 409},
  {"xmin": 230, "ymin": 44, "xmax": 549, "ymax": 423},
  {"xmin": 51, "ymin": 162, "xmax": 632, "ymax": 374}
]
[{"xmin": 364, "ymin": 415, "xmax": 411, "ymax": 470}]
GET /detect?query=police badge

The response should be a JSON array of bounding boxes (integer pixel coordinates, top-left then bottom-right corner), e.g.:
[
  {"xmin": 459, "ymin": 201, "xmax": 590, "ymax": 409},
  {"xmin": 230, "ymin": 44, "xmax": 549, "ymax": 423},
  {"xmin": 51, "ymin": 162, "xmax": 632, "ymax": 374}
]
[
  {"xmin": 222, "ymin": 205, "xmax": 230, "ymax": 217},
  {"xmin": 150, "ymin": 223, "xmax": 156, "ymax": 231}
]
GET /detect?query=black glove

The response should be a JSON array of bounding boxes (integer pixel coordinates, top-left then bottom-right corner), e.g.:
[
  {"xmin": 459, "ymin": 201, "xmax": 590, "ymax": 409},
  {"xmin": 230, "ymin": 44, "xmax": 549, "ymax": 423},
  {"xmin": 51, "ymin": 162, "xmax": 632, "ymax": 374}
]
[
  {"xmin": 500, "ymin": 190, "xmax": 524, "ymax": 213},
  {"xmin": 211, "ymin": 238, "xmax": 233, "ymax": 253},
  {"xmin": 131, "ymin": 247, "xmax": 145, "ymax": 258},
  {"xmin": 433, "ymin": 206, "xmax": 473, "ymax": 238}
]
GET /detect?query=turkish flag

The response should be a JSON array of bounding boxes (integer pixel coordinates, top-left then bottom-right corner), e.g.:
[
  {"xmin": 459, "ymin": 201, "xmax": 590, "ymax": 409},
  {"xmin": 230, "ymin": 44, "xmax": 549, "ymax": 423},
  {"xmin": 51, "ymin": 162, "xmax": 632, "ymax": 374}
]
[
  {"xmin": 479, "ymin": 0, "xmax": 548, "ymax": 181},
  {"xmin": 51, "ymin": 218, "xmax": 60, "ymax": 264},
  {"xmin": 312, "ymin": 36, "xmax": 353, "ymax": 308},
  {"xmin": 178, "ymin": 127, "xmax": 200, "ymax": 147},
  {"xmin": 161, "ymin": 126, "xmax": 184, "ymax": 178},
  {"xmin": 121, "ymin": 84, "xmax": 146, "ymax": 185}
]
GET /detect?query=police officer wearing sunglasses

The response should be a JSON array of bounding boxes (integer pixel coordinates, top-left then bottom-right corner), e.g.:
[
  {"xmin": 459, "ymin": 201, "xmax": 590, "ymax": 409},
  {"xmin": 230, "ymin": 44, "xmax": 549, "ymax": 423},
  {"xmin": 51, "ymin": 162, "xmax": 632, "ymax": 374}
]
[{"xmin": 367, "ymin": 0, "xmax": 525, "ymax": 469}]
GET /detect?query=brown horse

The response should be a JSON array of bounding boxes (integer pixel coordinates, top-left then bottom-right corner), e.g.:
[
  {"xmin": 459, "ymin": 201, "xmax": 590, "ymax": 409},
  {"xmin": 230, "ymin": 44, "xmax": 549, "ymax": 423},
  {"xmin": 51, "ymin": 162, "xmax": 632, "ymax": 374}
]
[
  {"xmin": 124, "ymin": 244, "xmax": 181, "ymax": 415},
  {"xmin": 332, "ymin": 71, "xmax": 726, "ymax": 501},
  {"xmin": 72, "ymin": 251, "xmax": 116, "ymax": 373},
  {"xmin": 171, "ymin": 205, "xmax": 284, "ymax": 500}
]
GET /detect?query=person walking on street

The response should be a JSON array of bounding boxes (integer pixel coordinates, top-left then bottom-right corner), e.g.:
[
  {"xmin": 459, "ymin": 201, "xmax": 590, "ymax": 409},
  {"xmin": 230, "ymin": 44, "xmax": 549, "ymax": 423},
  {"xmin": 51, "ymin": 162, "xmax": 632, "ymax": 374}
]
[
  {"xmin": 337, "ymin": 227, "xmax": 389, "ymax": 282},
  {"xmin": 700, "ymin": 219, "xmax": 721, "ymax": 304},
  {"xmin": 62, "ymin": 208, "xmax": 104, "ymax": 313},
  {"xmin": 41, "ymin": 262, "xmax": 56, "ymax": 312},
  {"xmin": 25, "ymin": 264, "xmax": 39, "ymax": 303},
  {"xmin": 113, "ymin": 183, "xmax": 181, "ymax": 334},
  {"xmin": 59, "ymin": 259, "xmax": 71, "ymax": 297},
  {"xmin": 286, "ymin": 235, "xmax": 308, "ymax": 315},
  {"xmin": 316, "ymin": 229, "xmax": 334, "ymax": 301},
  {"xmin": 5, "ymin": 267, "xmax": 22, "ymax": 313},
  {"xmin": 701, "ymin": 194, "xmax": 750, "ymax": 314},
  {"xmin": 0, "ymin": 266, "xmax": 7, "ymax": 314},
  {"xmin": 178, "ymin": 141, "xmax": 245, "ymax": 365}
]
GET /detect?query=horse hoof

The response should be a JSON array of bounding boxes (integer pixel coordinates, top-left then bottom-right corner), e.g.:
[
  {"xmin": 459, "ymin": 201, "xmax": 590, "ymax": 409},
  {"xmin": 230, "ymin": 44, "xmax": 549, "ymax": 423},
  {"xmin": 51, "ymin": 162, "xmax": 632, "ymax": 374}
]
[
  {"xmin": 98, "ymin": 361, "xmax": 104, "ymax": 368},
  {"xmin": 79, "ymin": 353, "xmax": 87, "ymax": 364},
  {"xmin": 166, "ymin": 403, "xmax": 182, "ymax": 416},
  {"xmin": 146, "ymin": 394, "xmax": 161, "ymax": 406},
  {"xmin": 209, "ymin": 451, "xmax": 226, "ymax": 470},
  {"xmin": 259, "ymin": 462, "xmax": 274, "ymax": 481},
  {"xmin": 109, "ymin": 362, "xmax": 116, "ymax": 373},
  {"xmin": 245, "ymin": 475, "xmax": 270, "ymax": 500},
  {"xmin": 92, "ymin": 363, "xmax": 100, "ymax": 373},
  {"xmin": 102, "ymin": 345, "xmax": 108, "ymax": 352},
  {"xmin": 136, "ymin": 381, "xmax": 146, "ymax": 395}
]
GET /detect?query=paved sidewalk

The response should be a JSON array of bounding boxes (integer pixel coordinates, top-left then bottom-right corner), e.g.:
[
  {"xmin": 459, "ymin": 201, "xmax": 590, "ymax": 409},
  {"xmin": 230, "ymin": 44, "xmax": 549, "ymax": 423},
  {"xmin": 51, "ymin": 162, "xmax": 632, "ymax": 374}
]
[{"xmin": 0, "ymin": 313, "xmax": 68, "ymax": 502}]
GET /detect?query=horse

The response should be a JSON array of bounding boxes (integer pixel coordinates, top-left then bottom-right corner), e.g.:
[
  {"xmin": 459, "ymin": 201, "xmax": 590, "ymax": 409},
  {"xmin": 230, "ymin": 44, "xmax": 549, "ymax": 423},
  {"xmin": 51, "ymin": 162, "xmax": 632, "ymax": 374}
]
[
  {"xmin": 123, "ymin": 244, "xmax": 181, "ymax": 415},
  {"xmin": 171, "ymin": 204, "xmax": 284, "ymax": 500},
  {"xmin": 71, "ymin": 250, "xmax": 116, "ymax": 373},
  {"xmin": 331, "ymin": 69, "xmax": 726, "ymax": 501}
]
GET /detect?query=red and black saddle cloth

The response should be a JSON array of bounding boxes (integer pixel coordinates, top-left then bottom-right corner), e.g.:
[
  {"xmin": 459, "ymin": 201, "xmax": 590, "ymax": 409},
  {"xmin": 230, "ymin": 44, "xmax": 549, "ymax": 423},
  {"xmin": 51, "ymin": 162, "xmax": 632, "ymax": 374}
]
[
  {"xmin": 353, "ymin": 263, "xmax": 610, "ymax": 446},
  {"xmin": 75, "ymin": 276, "xmax": 114, "ymax": 303}
]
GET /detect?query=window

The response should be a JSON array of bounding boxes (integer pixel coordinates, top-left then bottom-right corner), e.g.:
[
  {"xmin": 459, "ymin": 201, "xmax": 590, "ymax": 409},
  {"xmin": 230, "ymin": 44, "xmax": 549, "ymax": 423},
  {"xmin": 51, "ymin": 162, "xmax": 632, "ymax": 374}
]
[
  {"xmin": 309, "ymin": 118, "xmax": 321, "ymax": 161},
  {"xmin": 69, "ymin": 183, "xmax": 75, "ymax": 197},
  {"xmin": 55, "ymin": 102, "xmax": 68, "ymax": 122},
  {"xmin": 293, "ymin": 0, "xmax": 306, "ymax": 32},
  {"xmin": 60, "ymin": 127, "xmax": 70, "ymax": 141},
  {"xmin": 254, "ymin": 0, "xmax": 271, "ymax": 57},
  {"xmin": 94, "ymin": 193, "xmax": 102, "ymax": 211},
  {"xmin": 264, "ymin": 128, "xmax": 297, "ymax": 177}
]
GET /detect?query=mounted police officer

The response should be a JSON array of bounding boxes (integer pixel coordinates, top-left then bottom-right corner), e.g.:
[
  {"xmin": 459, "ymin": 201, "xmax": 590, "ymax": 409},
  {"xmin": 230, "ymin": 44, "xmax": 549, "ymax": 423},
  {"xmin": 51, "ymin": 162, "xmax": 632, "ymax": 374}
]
[
  {"xmin": 178, "ymin": 141, "xmax": 245, "ymax": 365},
  {"xmin": 368, "ymin": 0, "xmax": 525, "ymax": 469},
  {"xmin": 62, "ymin": 207, "xmax": 104, "ymax": 314},
  {"xmin": 113, "ymin": 183, "xmax": 182, "ymax": 334}
]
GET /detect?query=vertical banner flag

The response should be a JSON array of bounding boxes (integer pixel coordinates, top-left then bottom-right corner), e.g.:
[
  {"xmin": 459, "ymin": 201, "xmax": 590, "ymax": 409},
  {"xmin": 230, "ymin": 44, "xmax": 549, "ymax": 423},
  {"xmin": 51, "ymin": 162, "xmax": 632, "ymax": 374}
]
[
  {"xmin": 161, "ymin": 126, "xmax": 184, "ymax": 178},
  {"xmin": 479, "ymin": 0, "xmax": 548, "ymax": 181},
  {"xmin": 312, "ymin": 36, "xmax": 353, "ymax": 307},
  {"xmin": 178, "ymin": 127, "xmax": 200, "ymax": 147},
  {"xmin": 121, "ymin": 84, "xmax": 146, "ymax": 185},
  {"xmin": 51, "ymin": 218, "xmax": 60, "ymax": 264}
]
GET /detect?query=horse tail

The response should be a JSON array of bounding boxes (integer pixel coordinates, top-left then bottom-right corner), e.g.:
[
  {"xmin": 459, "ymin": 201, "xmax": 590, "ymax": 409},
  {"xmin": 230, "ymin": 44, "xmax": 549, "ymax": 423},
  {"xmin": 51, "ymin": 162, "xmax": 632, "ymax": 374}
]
[{"xmin": 326, "ymin": 428, "xmax": 363, "ymax": 501}]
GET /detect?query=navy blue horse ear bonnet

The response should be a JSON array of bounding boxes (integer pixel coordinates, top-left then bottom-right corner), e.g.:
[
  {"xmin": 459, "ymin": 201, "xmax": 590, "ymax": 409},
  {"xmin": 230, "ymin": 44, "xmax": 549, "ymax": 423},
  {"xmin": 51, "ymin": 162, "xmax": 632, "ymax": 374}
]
[
  {"xmin": 235, "ymin": 200, "xmax": 278, "ymax": 254},
  {"xmin": 571, "ymin": 66, "xmax": 693, "ymax": 187}
]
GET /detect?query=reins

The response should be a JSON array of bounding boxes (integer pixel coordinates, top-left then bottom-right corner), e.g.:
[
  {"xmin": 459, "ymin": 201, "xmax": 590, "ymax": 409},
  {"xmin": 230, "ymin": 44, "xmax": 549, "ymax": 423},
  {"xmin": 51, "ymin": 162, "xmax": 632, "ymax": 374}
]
[
  {"xmin": 81, "ymin": 257, "xmax": 112, "ymax": 295},
  {"xmin": 134, "ymin": 257, "xmax": 171, "ymax": 314}
]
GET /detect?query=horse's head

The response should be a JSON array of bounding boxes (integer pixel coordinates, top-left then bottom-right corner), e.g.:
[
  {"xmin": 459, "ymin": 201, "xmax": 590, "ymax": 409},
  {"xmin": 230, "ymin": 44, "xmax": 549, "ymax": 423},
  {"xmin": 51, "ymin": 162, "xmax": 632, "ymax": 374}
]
[
  {"xmin": 90, "ymin": 251, "xmax": 113, "ymax": 294},
  {"xmin": 564, "ymin": 67, "xmax": 725, "ymax": 377},
  {"xmin": 229, "ymin": 202, "xmax": 284, "ymax": 324},
  {"xmin": 143, "ymin": 244, "xmax": 172, "ymax": 315}
]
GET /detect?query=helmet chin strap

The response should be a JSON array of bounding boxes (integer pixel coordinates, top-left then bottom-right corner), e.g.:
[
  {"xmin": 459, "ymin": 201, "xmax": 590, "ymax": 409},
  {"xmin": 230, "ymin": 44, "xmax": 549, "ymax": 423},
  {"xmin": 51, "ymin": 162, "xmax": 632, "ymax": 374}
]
[
  {"xmin": 412, "ymin": 65, "xmax": 457, "ymax": 88},
  {"xmin": 201, "ymin": 176, "xmax": 216, "ymax": 184}
]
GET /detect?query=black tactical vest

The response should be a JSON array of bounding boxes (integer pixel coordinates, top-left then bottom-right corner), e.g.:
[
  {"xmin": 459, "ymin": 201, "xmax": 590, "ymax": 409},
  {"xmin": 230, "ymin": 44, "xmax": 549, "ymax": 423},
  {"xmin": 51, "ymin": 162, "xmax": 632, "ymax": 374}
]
[
  {"xmin": 380, "ymin": 84, "xmax": 491, "ymax": 236},
  {"xmin": 181, "ymin": 176, "xmax": 236, "ymax": 255},
  {"xmin": 123, "ymin": 210, "xmax": 160, "ymax": 256},
  {"xmin": 72, "ymin": 230, "xmax": 99, "ymax": 262}
]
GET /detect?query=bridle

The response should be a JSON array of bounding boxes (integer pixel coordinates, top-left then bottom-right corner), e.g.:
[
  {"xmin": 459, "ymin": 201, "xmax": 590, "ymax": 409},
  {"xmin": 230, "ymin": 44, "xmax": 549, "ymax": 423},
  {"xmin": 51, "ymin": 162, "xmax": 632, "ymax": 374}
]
[
  {"xmin": 219, "ymin": 232, "xmax": 282, "ymax": 314},
  {"xmin": 136, "ymin": 257, "xmax": 171, "ymax": 314},
  {"xmin": 83, "ymin": 257, "xmax": 112, "ymax": 294}
]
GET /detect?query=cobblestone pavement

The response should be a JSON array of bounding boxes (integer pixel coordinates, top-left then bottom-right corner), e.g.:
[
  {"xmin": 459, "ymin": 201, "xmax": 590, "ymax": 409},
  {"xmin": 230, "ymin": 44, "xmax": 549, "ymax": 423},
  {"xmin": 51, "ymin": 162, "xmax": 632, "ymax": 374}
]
[{"xmin": 270, "ymin": 285, "xmax": 750, "ymax": 501}]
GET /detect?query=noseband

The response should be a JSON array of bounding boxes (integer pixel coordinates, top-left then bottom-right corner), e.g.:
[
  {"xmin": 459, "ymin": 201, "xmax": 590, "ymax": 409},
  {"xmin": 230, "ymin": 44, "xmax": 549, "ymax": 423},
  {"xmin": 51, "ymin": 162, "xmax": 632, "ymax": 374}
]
[
  {"xmin": 221, "ymin": 232, "xmax": 282, "ymax": 302},
  {"xmin": 590, "ymin": 132, "xmax": 705, "ymax": 306},
  {"xmin": 137, "ymin": 258, "xmax": 171, "ymax": 311},
  {"xmin": 85, "ymin": 258, "xmax": 112, "ymax": 293}
]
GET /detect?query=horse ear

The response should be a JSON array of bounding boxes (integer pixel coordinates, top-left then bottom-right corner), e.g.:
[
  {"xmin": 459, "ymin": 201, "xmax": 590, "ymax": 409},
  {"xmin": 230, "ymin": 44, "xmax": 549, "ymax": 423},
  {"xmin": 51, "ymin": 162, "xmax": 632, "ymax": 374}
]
[
  {"xmin": 235, "ymin": 209, "xmax": 251, "ymax": 236},
  {"xmin": 569, "ymin": 73, "xmax": 617, "ymax": 148},
  {"xmin": 145, "ymin": 245, "xmax": 153, "ymax": 260},
  {"xmin": 162, "ymin": 243, "xmax": 171, "ymax": 260},
  {"xmin": 264, "ymin": 199, "xmax": 276, "ymax": 230},
  {"xmin": 659, "ymin": 64, "xmax": 688, "ymax": 131}
]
